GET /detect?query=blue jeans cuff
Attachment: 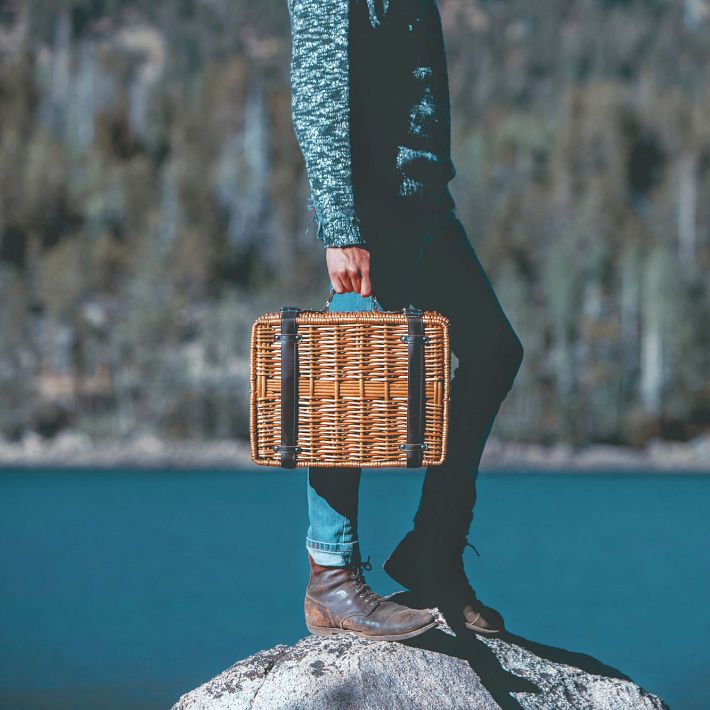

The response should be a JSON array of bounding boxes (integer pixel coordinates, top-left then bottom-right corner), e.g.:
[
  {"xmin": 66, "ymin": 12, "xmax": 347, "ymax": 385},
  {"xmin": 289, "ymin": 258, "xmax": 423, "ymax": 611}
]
[{"xmin": 306, "ymin": 538, "xmax": 360, "ymax": 567}]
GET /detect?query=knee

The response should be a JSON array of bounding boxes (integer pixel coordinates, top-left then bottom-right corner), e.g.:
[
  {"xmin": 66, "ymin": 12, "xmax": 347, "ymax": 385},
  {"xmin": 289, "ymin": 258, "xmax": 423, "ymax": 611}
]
[
  {"xmin": 502, "ymin": 326, "xmax": 524, "ymax": 377},
  {"xmin": 494, "ymin": 324, "xmax": 524, "ymax": 391},
  {"xmin": 456, "ymin": 321, "xmax": 524, "ymax": 397}
]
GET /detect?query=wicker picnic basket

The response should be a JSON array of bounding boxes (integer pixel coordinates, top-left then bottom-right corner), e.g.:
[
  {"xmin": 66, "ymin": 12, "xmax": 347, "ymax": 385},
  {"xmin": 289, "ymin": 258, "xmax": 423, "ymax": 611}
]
[{"xmin": 249, "ymin": 289, "xmax": 451, "ymax": 469}]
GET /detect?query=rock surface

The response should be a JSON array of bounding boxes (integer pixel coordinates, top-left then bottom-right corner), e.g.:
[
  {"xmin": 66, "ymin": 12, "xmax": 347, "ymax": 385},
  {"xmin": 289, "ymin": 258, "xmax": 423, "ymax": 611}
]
[{"xmin": 172, "ymin": 606, "xmax": 667, "ymax": 710}]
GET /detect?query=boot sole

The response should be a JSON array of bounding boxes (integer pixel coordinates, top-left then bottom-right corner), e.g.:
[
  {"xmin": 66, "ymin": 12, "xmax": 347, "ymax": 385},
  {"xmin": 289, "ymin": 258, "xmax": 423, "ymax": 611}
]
[
  {"xmin": 463, "ymin": 622, "xmax": 503, "ymax": 636},
  {"xmin": 306, "ymin": 619, "xmax": 437, "ymax": 642}
]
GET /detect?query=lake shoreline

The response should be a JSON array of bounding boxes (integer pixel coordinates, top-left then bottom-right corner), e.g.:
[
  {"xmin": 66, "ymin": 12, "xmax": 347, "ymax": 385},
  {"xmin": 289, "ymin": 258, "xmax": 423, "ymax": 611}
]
[{"xmin": 1, "ymin": 431, "xmax": 708, "ymax": 472}]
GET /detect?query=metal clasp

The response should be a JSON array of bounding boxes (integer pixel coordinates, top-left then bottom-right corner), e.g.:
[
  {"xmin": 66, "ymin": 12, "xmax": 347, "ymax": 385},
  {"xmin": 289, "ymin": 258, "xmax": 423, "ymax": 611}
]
[
  {"xmin": 274, "ymin": 333, "xmax": 303, "ymax": 342},
  {"xmin": 399, "ymin": 443, "xmax": 428, "ymax": 451},
  {"xmin": 400, "ymin": 334, "xmax": 429, "ymax": 344}
]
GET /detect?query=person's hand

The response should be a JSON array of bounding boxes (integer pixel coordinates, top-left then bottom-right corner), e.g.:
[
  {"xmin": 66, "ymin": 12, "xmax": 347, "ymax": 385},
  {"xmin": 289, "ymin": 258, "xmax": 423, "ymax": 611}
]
[{"xmin": 326, "ymin": 246, "xmax": 372, "ymax": 297}]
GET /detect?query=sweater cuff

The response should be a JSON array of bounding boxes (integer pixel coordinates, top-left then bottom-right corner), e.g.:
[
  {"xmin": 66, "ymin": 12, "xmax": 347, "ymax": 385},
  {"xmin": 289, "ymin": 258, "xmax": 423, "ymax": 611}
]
[{"xmin": 316, "ymin": 213, "xmax": 367, "ymax": 248}]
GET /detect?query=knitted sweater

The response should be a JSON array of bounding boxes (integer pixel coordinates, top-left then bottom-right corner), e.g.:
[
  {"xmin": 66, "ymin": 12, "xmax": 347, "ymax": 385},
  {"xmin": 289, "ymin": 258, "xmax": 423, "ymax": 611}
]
[{"xmin": 287, "ymin": 0, "xmax": 455, "ymax": 248}]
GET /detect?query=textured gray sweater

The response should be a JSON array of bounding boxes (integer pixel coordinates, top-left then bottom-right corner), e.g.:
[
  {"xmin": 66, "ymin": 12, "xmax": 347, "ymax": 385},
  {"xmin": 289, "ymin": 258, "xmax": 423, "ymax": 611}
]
[{"xmin": 287, "ymin": 0, "xmax": 455, "ymax": 248}]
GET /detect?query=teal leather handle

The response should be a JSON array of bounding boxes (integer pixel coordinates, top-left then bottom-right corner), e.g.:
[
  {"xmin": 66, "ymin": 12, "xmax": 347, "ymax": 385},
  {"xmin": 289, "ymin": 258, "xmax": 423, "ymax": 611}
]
[{"xmin": 322, "ymin": 287, "xmax": 385, "ymax": 312}]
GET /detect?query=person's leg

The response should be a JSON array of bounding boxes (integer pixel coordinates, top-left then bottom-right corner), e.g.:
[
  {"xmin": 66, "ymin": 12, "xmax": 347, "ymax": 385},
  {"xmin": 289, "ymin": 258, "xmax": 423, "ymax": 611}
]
[
  {"xmin": 305, "ymin": 289, "xmax": 373, "ymax": 567},
  {"xmin": 369, "ymin": 201, "xmax": 523, "ymax": 533},
  {"xmin": 379, "ymin": 200, "xmax": 524, "ymax": 633},
  {"xmin": 306, "ymin": 467, "xmax": 361, "ymax": 567},
  {"xmin": 409, "ymin": 207, "xmax": 524, "ymax": 540},
  {"xmin": 303, "ymin": 287, "xmax": 437, "ymax": 640}
]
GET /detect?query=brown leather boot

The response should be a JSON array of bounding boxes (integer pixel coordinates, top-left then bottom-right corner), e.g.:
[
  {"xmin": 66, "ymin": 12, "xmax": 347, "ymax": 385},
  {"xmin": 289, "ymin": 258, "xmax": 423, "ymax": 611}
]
[
  {"xmin": 383, "ymin": 531, "xmax": 505, "ymax": 635},
  {"xmin": 305, "ymin": 553, "xmax": 437, "ymax": 641}
]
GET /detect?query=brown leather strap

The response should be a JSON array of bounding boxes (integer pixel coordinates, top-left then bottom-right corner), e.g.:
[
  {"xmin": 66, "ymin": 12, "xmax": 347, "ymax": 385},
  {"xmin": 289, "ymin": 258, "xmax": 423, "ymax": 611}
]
[
  {"xmin": 401, "ymin": 307, "xmax": 428, "ymax": 467},
  {"xmin": 274, "ymin": 306, "xmax": 302, "ymax": 468}
]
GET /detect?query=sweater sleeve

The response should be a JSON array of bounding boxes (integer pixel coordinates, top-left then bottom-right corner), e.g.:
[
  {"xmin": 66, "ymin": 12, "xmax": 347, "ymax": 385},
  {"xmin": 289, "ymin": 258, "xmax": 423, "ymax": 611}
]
[{"xmin": 286, "ymin": 0, "xmax": 367, "ymax": 249}]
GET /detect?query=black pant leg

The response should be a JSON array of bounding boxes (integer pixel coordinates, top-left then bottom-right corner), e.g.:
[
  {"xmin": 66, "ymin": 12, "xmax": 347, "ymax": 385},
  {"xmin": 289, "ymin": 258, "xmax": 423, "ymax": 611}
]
[{"xmin": 369, "ymin": 206, "xmax": 524, "ymax": 538}]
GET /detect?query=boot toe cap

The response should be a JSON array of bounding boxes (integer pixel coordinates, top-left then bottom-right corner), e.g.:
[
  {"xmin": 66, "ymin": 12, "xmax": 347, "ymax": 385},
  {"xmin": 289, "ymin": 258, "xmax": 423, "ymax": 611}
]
[
  {"xmin": 343, "ymin": 604, "xmax": 436, "ymax": 637},
  {"xmin": 391, "ymin": 606, "xmax": 437, "ymax": 633},
  {"xmin": 463, "ymin": 603, "xmax": 504, "ymax": 633}
]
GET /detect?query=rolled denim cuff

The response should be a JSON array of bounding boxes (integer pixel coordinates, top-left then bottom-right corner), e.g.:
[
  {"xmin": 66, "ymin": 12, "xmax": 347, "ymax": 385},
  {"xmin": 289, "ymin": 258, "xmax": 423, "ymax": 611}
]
[{"xmin": 306, "ymin": 538, "xmax": 360, "ymax": 567}]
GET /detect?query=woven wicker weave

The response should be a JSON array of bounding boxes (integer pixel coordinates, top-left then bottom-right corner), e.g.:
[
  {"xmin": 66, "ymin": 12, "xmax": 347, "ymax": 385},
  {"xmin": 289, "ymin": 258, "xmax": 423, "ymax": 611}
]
[{"xmin": 249, "ymin": 305, "xmax": 450, "ymax": 468}]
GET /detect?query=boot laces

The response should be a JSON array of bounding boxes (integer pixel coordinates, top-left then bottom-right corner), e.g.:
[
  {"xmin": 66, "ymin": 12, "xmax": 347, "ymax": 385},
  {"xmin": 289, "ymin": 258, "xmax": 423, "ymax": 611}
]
[
  {"xmin": 465, "ymin": 540, "xmax": 481, "ymax": 557},
  {"xmin": 350, "ymin": 555, "xmax": 383, "ymax": 606},
  {"xmin": 445, "ymin": 538, "xmax": 482, "ymax": 605}
]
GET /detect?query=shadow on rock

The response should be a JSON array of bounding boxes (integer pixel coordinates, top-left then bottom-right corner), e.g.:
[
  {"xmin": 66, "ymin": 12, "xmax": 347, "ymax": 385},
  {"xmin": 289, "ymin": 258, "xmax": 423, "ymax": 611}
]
[
  {"xmin": 389, "ymin": 589, "xmax": 649, "ymax": 710},
  {"xmin": 403, "ymin": 626, "xmax": 539, "ymax": 710},
  {"xmin": 500, "ymin": 631, "xmax": 631, "ymax": 682}
]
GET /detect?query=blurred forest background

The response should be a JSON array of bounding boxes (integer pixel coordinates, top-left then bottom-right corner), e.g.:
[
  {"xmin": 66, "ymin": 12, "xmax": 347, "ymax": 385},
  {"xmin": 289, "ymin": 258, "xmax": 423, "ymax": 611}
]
[{"xmin": 0, "ymin": 0, "xmax": 708, "ymax": 451}]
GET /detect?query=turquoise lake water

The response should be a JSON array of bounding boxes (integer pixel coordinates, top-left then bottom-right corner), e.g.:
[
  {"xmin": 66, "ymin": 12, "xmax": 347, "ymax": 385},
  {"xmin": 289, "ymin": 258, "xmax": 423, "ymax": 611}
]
[{"xmin": 0, "ymin": 468, "xmax": 708, "ymax": 709}]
